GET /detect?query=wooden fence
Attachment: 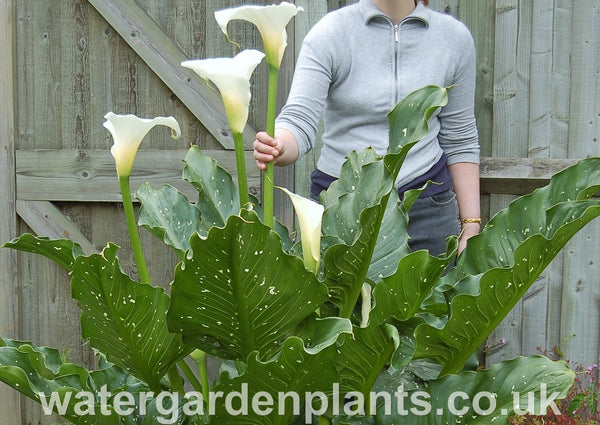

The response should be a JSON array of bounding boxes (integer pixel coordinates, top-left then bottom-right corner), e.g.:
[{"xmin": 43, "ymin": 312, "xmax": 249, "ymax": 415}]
[{"xmin": 0, "ymin": 0, "xmax": 598, "ymax": 423}]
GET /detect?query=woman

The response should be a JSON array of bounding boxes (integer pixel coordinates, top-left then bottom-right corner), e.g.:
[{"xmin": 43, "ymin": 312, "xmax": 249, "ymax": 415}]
[{"xmin": 254, "ymin": 0, "xmax": 481, "ymax": 256}]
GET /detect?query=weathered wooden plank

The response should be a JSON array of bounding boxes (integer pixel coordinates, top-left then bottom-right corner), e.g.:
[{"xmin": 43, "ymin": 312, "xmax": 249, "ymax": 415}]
[
  {"xmin": 16, "ymin": 150, "xmax": 587, "ymax": 201},
  {"xmin": 479, "ymin": 157, "xmax": 579, "ymax": 194},
  {"xmin": 560, "ymin": 222, "xmax": 600, "ymax": 367},
  {"xmin": 560, "ymin": 0, "xmax": 600, "ymax": 368},
  {"xmin": 521, "ymin": 0, "xmax": 560, "ymax": 363},
  {"xmin": 34, "ymin": 2, "xmax": 63, "ymax": 150},
  {"xmin": 61, "ymin": 0, "xmax": 91, "ymax": 151},
  {"xmin": 15, "ymin": 0, "xmax": 34, "ymax": 150},
  {"xmin": 87, "ymin": 0, "xmax": 257, "ymax": 149},
  {"xmin": 492, "ymin": 0, "xmax": 530, "ymax": 158},
  {"xmin": 528, "ymin": 0, "xmax": 553, "ymax": 158},
  {"xmin": 0, "ymin": 0, "xmax": 22, "ymax": 422},
  {"xmin": 16, "ymin": 200, "xmax": 96, "ymax": 254},
  {"xmin": 16, "ymin": 149, "xmax": 261, "ymax": 202},
  {"xmin": 567, "ymin": 0, "xmax": 600, "ymax": 159},
  {"xmin": 458, "ymin": 0, "xmax": 495, "ymax": 157},
  {"xmin": 550, "ymin": 0, "xmax": 571, "ymax": 159},
  {"xmin": 429, "ymin": 0, "xmax": 459, "ymax": 15}
]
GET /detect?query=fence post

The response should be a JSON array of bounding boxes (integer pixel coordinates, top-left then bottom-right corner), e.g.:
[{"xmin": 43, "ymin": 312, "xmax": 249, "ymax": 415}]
[{"xmin": 0, "ymin": 0, "xmax": 21, "ymax": 422}]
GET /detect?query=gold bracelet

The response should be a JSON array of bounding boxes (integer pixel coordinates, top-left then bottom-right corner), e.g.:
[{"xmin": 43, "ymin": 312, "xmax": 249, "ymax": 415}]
[{"xmin": 460, "ymin": 217, "xmax": 482, "ymax": 225}]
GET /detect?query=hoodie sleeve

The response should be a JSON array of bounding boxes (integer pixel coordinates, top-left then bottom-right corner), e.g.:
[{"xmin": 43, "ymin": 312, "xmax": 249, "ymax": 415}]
[{"xmin": 437, "ymin": 27, "xmax": 480, "ymax": 165}]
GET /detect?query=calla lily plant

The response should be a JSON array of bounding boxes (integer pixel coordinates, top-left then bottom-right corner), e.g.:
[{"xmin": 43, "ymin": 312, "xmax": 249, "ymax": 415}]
[
  {"xmin": 103, "ymin": 112, "xmax": 181, "ymax": 284},
  {"xmin": 182, "ymin": 50, "xmax": 265, "ymax": 205},
  {"xmin": 2, "ymin": 81, "xmax": 596, "ymax": 425},
  {"xmin": 215, "ymin": 2, "xmax": 303, "ymax": 227}
]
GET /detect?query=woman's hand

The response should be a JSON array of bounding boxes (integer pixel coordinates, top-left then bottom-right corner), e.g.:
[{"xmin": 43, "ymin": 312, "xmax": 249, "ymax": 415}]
[
  {"xmin": 458, "ymin": 221, "xmax": 480, "ymax": 255},
  {"xmin": 253, "ymin": 131, "xmax": 285, "ymax": 170},
  {"xmin": 253, "ymin": 128, "xmax": 299, "ymax": 169}
]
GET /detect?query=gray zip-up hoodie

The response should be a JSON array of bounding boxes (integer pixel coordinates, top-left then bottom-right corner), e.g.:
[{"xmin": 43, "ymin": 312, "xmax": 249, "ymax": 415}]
[{"xmin": 275, "ymin": 0, "xmax": 480, "ymax": 188}]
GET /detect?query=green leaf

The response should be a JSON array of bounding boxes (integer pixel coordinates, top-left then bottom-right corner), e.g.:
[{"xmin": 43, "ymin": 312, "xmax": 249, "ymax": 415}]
[
  {"xmin": 137, "ymin": 183, "xmax": 204, "ymax": 259},
  {"xmin": 414, "ymin": 159, "xmax": 600, "ymax": 376},
  {"xmin": 182, "ymin": 145, "xmax": 240, "ymax": 229},
  {"xmin": 454, "ymin": 157, "xmax": 600, "ymax": 277},
  {"xmin": 211, "ymin": 319, "xmax": 352, "ymax": 425},
  {"xmin": 385, "ymin": 85, "xmax": 448, "ymax": 173},
  {"xmin": 366, "ymin": 189, "xmax": 414, "ymax": 283},
  {"xmin": 0, "ymin": 339, "xmax": 146, "ymax": 425},
  {"xmin": 375, "ymin": 356, "xmax": 574, "ymax": 425},
  {"xmin": 320, "ymin": 151, "xmax": 395, "ymax": 315},
  {"xmin": 417, "ymin": 211, "xmax": 600, "ymax": 376},
  {"xmin": 70, "ymin": 243, "xmax": 193, "ymax": 390},
  {"xmin": 567, "ymin": 392, "xmax": 585, "ymax": 416},
  {"xmin": 167, "ymin": 207, "xmax": 329, "ymax": 361},
  {"xmin": 2, "ymin": 234, "xmax": 84, "ymax": 272},
  {"xmin": 335, "ymin": 323, "xmax": 398, "ymax": 398},
  {"xmin": 370, "ymin": 241, "xmax": 457, "ymax": 326},
  {"xmin": 138, "ymin": 149, "xmax": 294, "ymax": 256}
]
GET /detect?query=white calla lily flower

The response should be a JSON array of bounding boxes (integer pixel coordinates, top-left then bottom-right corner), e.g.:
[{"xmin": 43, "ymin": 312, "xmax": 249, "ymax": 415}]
[
  {"xmin": 181, "ymin": 49, "xmax": 265, "ymax": 135},
  {"xmin": 104, "ymin": 112, "xmax": 181, "ymax": 178},
  {"xmin": 215, "ymin": 2, "xmax": 303, "ymax": 69},
  {"xmin": 279, "ymin": 188, "xmax": 324, "ymax": 274}
]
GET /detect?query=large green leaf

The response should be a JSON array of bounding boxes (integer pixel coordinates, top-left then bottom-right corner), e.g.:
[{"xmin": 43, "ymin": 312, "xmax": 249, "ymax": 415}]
[
  {"xmin": 135, "ymin": 146, "xmax": 241, "ymax": 260},
  {"xmin": 320, "ymin": 86, "xmax": 449, "ymax": 318},
  {"xmin": 414, "ymin": 159, "xmax": 600, "ymax": 376},
  {"xmin": 366, "ymin": 188, "xmax": 420, "ymax": 283},
  {"xmin": 0, "ymin": 339, "xmax": 147, "ymax": 425},
  {"xmin": 182, "ymin": 145, "xmax": 240, "ymax": 228},
  {"xmin": 320, "ymin": 148, "xmax": 391, "ymax": 244},
  {"xmin": 335, "ymin": 323, "xmax": 398, "ymax": 398},
  {"xmin": 210, "ymin": 318, "xmax": 352, "ymax": 425},
  {"xmin": 385, "ymin": 85, "xmax": 449, "ymax": 173},
  {"xmin": 370, "ymin": 240, "xmax": 457, "ymax": 326},
  {"xmin": 167, "ymin": 207, "xmax": 328, "ymax": 361},
  {"xmin": 320, "ymin": 153, "xmax": 396, "ymax": 315},
  {"xmin": 454, "ymin": 157, "xmax": 600, "ymax": 277},
  {"xmin": 2, "ymin": 234, "xmax": 84, "ymax": 272},
  {"xmin": 137, "ymin": 183, "xmax": 204, "ymax": 259},
  {"xmin": 375, "ymin": 355, "xmax": 574, "ymax": 425},
  {"xmin": 138, "ymin": 148, "xmax": 293, "ymax": 257},
  {"xmin": 71, "ymin": 243, "xmax": 193, "ymax": 390}
]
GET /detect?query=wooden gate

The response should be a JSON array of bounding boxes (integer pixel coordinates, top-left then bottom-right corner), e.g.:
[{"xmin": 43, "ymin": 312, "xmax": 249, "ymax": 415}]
[{"xmin": 1, "ymin": 0, "xmax": 599, "ymax": 424}]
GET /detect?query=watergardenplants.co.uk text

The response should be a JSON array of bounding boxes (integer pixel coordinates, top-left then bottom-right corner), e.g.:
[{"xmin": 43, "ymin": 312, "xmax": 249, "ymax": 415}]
[{"xmin": 37, "ymin": 383, "xmax": 563, "ymax": 424}]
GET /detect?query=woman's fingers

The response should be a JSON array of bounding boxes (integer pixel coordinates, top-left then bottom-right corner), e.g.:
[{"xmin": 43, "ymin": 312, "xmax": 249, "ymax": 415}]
[{"xmin": 253, "ymin": 132, "xmax": 280, "ymax": 169}]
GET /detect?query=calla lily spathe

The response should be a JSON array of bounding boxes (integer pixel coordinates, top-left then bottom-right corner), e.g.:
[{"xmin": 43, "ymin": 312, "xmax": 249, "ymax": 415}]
[
  {"xmin": 279, "ymin": 188, "xmax": 324, "ymax": 274},
  {"xmin": 104, "ymin": 112, "xmax": 181, "ymax": 178},
  {"xmin": 181, "ymin": 49, "xmax": 265, "ymax": 135},
  {"xmin": 215, "ymin": 2, "xmax": 303, "ymax": 69}
]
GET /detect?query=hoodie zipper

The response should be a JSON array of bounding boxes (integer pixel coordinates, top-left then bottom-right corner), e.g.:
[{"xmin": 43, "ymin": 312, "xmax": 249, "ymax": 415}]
[{"xmin": 393, "ymin": 24, "xmax": 400, "ymax": 105}]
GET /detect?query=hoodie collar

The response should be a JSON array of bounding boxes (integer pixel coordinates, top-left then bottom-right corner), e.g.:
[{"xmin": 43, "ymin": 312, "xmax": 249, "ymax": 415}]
[{"xmin": 359, "ymin": 0, "xmax": 430, "ymax": 27}]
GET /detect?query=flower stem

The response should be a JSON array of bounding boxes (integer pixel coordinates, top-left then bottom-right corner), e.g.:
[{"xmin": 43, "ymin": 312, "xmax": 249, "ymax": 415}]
[
  {"xmin": 190, "ymin": 349, "xmax": 210, "ymax": 403},
  {"xmin": 233, "ymin": 131, "xmax": 250, "ymax": 205},
  {"xmin": 263, "ymin": 64, "xmax": 279, "ymax": 227},
  {"xmin": 118, "ymin": 176, "xmax": 151, "ymax": 285}
]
